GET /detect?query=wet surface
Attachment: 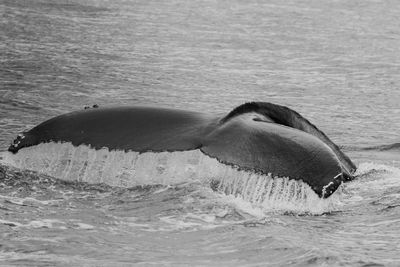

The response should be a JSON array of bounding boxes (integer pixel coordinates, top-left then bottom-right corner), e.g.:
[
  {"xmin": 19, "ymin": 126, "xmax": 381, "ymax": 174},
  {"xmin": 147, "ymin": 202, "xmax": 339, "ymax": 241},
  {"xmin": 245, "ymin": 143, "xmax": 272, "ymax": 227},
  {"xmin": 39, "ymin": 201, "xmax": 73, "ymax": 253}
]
[{"xmin": 1, "ymin": 0, "xmax": 400, "ymax": 265}]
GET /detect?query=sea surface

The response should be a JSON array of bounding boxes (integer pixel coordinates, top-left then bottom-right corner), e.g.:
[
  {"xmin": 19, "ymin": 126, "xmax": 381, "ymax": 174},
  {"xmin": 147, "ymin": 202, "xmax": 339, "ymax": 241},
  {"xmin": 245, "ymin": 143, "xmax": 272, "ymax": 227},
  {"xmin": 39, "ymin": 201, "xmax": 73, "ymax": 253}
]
[{"xmin": 1, "ymin": 0, "xmax": 400, "ymax": 266}]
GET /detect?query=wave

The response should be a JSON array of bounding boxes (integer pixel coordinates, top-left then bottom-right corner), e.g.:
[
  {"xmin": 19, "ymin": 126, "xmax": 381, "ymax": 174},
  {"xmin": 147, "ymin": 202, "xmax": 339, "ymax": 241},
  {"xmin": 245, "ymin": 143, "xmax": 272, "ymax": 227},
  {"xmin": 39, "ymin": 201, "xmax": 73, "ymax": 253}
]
[
  {"xmin": 0, "ymin": 98, "xmax": 42, "ymax": 111},
  {"xmin": 358, "ymin": 143, "xmax": 400, "ymax": 152}
]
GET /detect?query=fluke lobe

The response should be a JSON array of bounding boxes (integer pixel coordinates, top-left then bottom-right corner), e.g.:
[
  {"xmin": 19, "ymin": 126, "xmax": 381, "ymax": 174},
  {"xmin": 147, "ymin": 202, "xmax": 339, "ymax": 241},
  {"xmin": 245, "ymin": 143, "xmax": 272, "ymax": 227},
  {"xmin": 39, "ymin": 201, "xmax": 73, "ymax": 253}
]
[{"xmin": 8, "ymin": 102, "xmax": 357, "ymax": 198}]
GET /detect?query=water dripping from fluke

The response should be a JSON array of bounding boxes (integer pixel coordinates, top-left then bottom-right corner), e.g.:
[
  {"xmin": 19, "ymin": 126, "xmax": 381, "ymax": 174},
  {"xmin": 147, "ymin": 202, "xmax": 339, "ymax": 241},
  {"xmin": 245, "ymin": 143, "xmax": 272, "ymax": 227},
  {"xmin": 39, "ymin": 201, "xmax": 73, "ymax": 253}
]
[{"xmin": 1, "ymin": 142, "xmax": 343, "ymax": 215}]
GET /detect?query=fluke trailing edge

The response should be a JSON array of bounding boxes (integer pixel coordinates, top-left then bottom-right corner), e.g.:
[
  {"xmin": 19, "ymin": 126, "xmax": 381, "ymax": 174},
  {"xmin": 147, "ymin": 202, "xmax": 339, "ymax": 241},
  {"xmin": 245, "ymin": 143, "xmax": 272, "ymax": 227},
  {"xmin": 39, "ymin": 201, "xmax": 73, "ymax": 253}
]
[{"xmin": 8, "ymin": 102, "xmax": 356, "ymax": 198}]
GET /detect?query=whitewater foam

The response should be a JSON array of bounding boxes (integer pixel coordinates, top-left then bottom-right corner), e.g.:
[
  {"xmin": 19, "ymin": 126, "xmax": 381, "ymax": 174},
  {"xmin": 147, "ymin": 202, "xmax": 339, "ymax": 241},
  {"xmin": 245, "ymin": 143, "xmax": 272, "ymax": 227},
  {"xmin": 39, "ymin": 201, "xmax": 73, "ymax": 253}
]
[
  {"xmin": 2, "ymin": 142, "xmax": 221, "ymax": 187},
  {"xmin": 1, "ymin": 142, "xmax": 342, "ymax": 214},
  {"xmin": 339, "ymin": 162, "xmax": 400, "ymax": 206}
]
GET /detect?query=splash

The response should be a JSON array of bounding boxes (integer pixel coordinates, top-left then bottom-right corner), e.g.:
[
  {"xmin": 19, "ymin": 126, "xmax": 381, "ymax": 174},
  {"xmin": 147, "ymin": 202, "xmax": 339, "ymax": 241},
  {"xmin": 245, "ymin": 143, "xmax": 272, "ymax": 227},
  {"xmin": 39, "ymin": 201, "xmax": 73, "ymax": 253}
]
[
  {"xmin": 2, "ymin": 142, "xmax": 222, "ymax": 187},
  {"xmin": 216, "ymin": 171, "xmax": 342, "ymax": 215},
  {"xmin": 355, "ymin": 162, "xmax": 400, "ymax": 177},
  {"xmin": 340, "ymin": 162, "xmax": 400, "ymax": 206},
  {"xmin": 1, "ymin": 142, "xmax": 340, "ymax": 214},
  {"xmin": 354, "ymin": 162, "xmax": 400, "ymax": 190}
]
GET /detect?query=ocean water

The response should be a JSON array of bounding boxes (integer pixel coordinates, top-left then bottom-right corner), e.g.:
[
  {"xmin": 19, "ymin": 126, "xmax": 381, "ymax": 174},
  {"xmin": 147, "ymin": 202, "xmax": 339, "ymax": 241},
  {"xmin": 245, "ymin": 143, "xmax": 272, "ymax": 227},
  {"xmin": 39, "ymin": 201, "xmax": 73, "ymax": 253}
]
[{"xmin": 1, "ymin": 0, "xmax": 400, "ymax": 266}]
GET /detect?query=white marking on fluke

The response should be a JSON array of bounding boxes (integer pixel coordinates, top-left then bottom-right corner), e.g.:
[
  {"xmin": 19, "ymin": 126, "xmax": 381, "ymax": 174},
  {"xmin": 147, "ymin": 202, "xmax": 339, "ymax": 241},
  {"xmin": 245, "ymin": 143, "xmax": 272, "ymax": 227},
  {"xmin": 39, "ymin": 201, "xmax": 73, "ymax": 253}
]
[
  {"xmin": 333, "ymin": 173, "xmax": 342, "ymax": 180},
  {"xmin": 321, "ymin": 173, "xmax": 342, "ymax": 198}
]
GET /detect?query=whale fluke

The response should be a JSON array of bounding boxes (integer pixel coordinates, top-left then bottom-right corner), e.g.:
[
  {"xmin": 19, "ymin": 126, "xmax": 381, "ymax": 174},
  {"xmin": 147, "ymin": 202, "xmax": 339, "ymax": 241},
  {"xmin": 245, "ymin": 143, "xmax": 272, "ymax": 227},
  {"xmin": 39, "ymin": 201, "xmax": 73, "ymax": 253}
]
[{"xmin": 7, "ymin": 102, "xmax": 356, "ymax": 198}]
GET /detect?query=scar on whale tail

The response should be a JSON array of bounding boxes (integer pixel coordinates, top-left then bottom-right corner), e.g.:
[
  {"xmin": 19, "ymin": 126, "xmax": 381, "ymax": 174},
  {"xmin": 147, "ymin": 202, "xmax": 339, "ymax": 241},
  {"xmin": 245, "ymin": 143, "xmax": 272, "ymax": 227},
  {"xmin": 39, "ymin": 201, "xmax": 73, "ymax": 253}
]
[{"xmin": 7, "ymin": 102, "xmax": 356, "ymax": 198}]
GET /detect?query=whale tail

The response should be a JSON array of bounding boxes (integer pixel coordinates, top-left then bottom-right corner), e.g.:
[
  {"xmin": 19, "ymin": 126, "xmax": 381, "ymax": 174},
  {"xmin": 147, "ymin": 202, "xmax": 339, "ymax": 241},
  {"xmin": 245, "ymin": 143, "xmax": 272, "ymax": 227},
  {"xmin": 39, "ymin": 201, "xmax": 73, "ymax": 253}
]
[
  {"xmin": 221, "ymin": 102, "xmax": 356, "ymax": 177},
  {"xmin": 6, "ymin": 103, "xmax": 355, "ymax": 198}
]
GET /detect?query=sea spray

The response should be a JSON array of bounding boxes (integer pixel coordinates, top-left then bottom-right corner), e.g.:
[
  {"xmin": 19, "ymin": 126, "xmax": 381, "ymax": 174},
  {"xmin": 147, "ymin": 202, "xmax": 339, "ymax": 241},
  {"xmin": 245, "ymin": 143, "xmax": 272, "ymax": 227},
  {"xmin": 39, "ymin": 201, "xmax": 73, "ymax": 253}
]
[
  {"xmin": 216, "ymin": 170, "xmax": 342, "ymax": 215},
  {"xmin": 1, "ymin": 142, "xmax": 343, "ymax": 214}
]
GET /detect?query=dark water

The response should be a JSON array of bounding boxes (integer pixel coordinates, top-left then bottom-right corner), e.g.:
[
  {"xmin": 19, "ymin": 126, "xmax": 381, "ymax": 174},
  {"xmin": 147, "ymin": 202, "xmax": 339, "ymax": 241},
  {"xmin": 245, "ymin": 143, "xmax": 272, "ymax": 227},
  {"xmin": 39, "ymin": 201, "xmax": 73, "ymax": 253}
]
[{"xmin": 1, "ymin": 0, "xmax": 400, "ymax": 266}]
